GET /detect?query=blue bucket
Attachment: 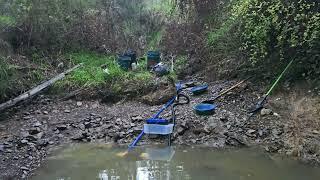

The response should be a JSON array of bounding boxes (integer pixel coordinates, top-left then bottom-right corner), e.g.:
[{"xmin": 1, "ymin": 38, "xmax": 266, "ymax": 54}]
[
  {"xmin": 118, "ymin": 55, "xmax": 132, "ymax": 70},
  {"xmin": 124, "ymin": 50, "xmax": 137, "ymax": 64},
  {"xmin": 147, "ymin": 51, "xmax": 160, "ymax": 69}
]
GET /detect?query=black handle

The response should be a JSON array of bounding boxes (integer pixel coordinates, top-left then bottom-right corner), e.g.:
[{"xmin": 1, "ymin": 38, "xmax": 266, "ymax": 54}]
[{"xmin": 174, "ymin": 93, "xmax": 190, "ymax": 106}]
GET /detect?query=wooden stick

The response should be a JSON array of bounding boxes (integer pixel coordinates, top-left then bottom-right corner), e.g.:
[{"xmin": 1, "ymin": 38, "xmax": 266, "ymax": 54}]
[
  {"xmin": 203, "ymin": 77, "xmax": 250, "ymax": 104},
  {"xmin": 0, "ymin": 64, "xmax": 82, "ymax": 112}
]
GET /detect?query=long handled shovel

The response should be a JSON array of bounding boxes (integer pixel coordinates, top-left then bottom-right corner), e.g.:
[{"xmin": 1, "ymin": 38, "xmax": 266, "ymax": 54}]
[{"xmin": 248, "ymin": 59, "xmax": 294, "ymax": 116}]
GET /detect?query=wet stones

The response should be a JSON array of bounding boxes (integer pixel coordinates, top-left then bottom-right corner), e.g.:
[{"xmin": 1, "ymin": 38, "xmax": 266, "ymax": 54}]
[
  {"xmin": 131, "ymin": 115, "xmax": 144, "ymax": 122},
  {"xmin": 36, "ymin": 139, "xmax": 49, "ymax": 147},
  {"xmin": 56, "ymin": 125, "xmax": 67, "ymax": 131},
  {"xmin": 71, "ymin": 131, "xmax": 86, "ymax": 141},
  {"xmin": 220, "ymin": 116, "xmax": 228, "ymax": 122},
  {"xmin": 208, "ymin": 117, "xmax": 219, "ymax": 129},
  {"xmin": 225, "ymin": 133, "xmax": 247, "ymax": 146},
  {"xmin": 132, "ymin": 127, "xmax": 142, "ymax": 135},
  {"xmin": 23, "ymin": 116, "xmax": 32, "ymax": 120},
  {"xmin": 35, "ymin": 132, "xmax": 44, "ymax": 140},
  {"xmin": 28, "ymin": 128, "xmax": 41, "ymax": 135},
  {"xmin": 271, "ymin": 128, "xmax": 283, "ymax": 139},
  {"xmin": 177, "ymin": 126, "xmax": 186, "ymax": 135},
  {"xmin": 20, "ymin": 139, "xmax": 29, "ymax": 146},
  {"xmin": 246, "ymin": 129, "xmax": 256, "ymax": 137},
  {"xmin": 33, "ymin": 122, "xmax": 42, "ymax": 127},
  {"xmin": 20, "ymin": 166, "xmax": 29, "ymax": 171},
  {"xmin": 76, "ymin": 101, "xmax": 83, "ymax": 107}
]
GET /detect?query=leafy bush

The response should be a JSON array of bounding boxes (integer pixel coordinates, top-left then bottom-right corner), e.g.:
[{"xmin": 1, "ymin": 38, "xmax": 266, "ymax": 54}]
[
  {"xmin": 207, "ymin": 0, "xmax": 319, "ymax": 78},
  {"xmin": 234, "ymin": 0, "xmax": 319, "ymax": 66}
]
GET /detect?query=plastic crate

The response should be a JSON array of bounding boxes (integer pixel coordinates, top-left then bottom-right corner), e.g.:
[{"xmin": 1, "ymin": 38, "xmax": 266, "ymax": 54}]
[{"xmin": 143, "ymin": 124, "xmax": 174, "ymax": 135}]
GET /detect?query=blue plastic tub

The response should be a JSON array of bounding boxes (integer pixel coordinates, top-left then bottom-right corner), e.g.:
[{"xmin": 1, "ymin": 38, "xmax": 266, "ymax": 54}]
[
  {"xmin": 194, "ymin": 103, "xmax": 216, "ymax": 115},
  {"xmin": 118, "ymin": 55, "xmax": 132, "ymax": 70},
  {"xmin": 124, "ymin": 50, "xmax": 137, "ymax": 64},
  {"xmin": 191, "ymin": 85, "xmax": 208, "ymax": 95},
  {"xmin": 144, "ymin": 124, "xmax": 174, "ymax": 135}
]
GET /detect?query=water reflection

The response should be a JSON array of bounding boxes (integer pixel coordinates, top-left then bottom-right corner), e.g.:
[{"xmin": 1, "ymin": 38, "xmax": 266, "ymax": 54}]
[
  {"xmin": 96, "ymin": 147, "xmax": 182, "ymax": 180},
  {"xmin": 31, "ymin": 144, "xmax": 320, "ymax": 180}
]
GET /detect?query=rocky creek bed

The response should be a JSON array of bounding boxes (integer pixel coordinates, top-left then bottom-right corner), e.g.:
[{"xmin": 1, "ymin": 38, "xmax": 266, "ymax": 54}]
[{"xmin": 0, "ymin": 79, "xmax": 319, "ymax": 179}]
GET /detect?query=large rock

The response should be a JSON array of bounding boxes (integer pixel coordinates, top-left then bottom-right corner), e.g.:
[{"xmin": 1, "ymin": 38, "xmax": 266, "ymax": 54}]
[
  {"xmin": 37, "ymin": 139, "xmax": 49, "ymax": 147},
  {"xmin": 261, "ymin": 108, "xmax": 272, "ymax": 116},
  {"xmin": 177, "ymin": 126, "xmax": 186, "ymax": 135},
  {"xmin": 71, "ymin": 131, "xmax": 86, "ymax": 141}
]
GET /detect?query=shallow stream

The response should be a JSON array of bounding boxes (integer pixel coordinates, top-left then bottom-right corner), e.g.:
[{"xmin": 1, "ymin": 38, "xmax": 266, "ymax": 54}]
[{"xmin": 32, "ymin": 144, "xmax": 320, "ymax": 180}]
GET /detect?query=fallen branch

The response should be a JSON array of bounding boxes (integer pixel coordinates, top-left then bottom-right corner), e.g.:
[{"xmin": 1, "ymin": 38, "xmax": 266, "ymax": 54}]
[{"xmin": 0, "ymin": 64, "xmax": 82, "ymax": 112}]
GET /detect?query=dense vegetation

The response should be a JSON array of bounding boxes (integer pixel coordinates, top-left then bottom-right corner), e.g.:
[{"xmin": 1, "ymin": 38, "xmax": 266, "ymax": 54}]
[
  {"xmin": 0, "ymin": 0, "xmax": 319, "ymax": 102},
  {"xmin": 207, "ymin": 0, "xmax": 319, "ymax": 77}
]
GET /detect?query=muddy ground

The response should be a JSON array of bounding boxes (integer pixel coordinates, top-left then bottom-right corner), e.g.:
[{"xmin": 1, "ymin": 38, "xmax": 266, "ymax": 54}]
[{"xmin": 0, "ymin": 79, "xmax": 319, "ymax": 179}]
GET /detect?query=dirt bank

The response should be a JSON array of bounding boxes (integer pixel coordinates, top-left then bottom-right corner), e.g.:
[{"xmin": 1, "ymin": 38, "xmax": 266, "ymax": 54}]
[{"xmin": 0, "ymin": 79, "xmax": 319, "ymax": 179}]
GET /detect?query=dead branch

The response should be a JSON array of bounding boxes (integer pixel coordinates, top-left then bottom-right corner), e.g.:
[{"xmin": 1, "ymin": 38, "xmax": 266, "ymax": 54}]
[{"xmin": 0, "ymin": 64, "xmax": 82, "ymax": 112}]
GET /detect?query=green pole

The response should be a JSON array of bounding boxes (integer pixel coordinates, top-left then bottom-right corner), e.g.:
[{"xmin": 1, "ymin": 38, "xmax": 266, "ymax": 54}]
[{"xmin": 266, "ymin": 59, "xmax": 295, "ymax": 96}]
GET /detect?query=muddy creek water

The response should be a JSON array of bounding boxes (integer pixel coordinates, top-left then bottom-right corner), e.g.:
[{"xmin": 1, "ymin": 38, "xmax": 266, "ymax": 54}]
[{"xmin": 32, "ymin": 144, "xmax": 320, "ymax": 180}]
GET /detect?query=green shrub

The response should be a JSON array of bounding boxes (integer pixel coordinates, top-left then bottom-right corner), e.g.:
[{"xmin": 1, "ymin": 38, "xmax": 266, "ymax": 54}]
[
  {"xmin": 56, "ymin": 52, "xmax": 153, "ymax": 90},
  {"xmin": 234, "ymin": 0, "xmax": 320, "ymax": 65},
  {"xmin": 207, "ymin": 0, "xmax": 320, "ymax": 78}
]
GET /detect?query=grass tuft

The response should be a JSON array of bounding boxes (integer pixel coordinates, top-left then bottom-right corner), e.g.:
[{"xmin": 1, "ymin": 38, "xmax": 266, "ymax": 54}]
[{"xmin": 55, "ymin": 51, "xmax": 154, "ymax": 91}]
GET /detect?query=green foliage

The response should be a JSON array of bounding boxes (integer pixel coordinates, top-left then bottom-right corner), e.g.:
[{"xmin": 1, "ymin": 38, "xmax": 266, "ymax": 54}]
[
  {"xmin": 174, "ymin": 55, "xmax": 187, "ymax": 74},
  {"xmin": 206, "ymin": 0, "xmax": 319, "ymax": 78},
  {"xmin": 233, "ymin": 0, "xmax": 320, "ymax": 65},
  {"xmin": 146, "ymin": 0, "xmax": 177, "ymax": 16},
  {"xmin": 206, "ymin": 0, "xmax": 243, "ymax": 62},
  {"xmin": 57, "ymin": 52, "xmax": 114, "ymax": 87},
  {"xmin": 175, "ymin": 55, "xmax": 187, "ymax": 67},
  {"xmin": 56, "ymin": 52, "xmax": 153, "ymax": 89},
  {"xmin": 207, "ymin": 18, "xmax": 235, "ymax": 45},
  {"xmin": 148, "ymin": 28, "xmax": 164, "ymax": 50},
  {"xmin": 0, "ymin": 15, "xmax": 15, "ymax": 28}
]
